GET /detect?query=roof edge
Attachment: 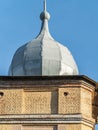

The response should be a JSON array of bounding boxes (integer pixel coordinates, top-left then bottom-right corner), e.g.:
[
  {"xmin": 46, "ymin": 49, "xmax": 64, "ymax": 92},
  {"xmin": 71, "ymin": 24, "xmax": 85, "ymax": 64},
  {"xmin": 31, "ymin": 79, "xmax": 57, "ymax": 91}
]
[{"xmin": 0, "ymin": 75, "xmax": 96, "ymax": 86}]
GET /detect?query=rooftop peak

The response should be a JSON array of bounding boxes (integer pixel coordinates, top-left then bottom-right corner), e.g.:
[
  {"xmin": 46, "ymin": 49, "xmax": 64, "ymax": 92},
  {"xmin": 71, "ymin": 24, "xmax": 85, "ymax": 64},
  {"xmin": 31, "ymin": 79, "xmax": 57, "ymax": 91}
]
[
  {"xmin": 40, "ymin": 0, "xmax": 50, "ymax": 21},
  {"xmin": 44, "ymin": 0, "xmax": 46, "ymax": 12},
  {"xmin": 37, "ymin": 0, "xmax": 53, "ymax": 40}
]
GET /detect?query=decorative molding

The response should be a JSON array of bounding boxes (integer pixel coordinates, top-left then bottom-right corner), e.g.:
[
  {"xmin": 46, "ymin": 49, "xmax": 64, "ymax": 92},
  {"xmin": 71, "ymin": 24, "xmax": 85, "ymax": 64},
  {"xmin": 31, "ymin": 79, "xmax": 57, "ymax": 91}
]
[
  {"xmin": 0, "ymin": 114, "xmax": 94, "ymax": 127},
  {"xmin": 0, "ymin": 76, "xmax": 96, "ymax": 87}
]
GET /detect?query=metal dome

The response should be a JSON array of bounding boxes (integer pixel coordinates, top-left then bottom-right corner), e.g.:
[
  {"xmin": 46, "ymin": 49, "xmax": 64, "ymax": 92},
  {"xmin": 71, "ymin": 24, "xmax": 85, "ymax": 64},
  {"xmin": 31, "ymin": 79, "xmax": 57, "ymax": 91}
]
[{"xmin": 8, "ymin": 0, "xmax": 79, "ymax": 76}]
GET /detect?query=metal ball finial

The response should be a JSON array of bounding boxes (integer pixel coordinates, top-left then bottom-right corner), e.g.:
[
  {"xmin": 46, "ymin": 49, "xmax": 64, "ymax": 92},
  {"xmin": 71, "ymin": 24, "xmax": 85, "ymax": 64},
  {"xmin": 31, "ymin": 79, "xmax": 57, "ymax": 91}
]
[{"xmin": 40, "ymin": 0, "xmax": 50, "ymax": 21}]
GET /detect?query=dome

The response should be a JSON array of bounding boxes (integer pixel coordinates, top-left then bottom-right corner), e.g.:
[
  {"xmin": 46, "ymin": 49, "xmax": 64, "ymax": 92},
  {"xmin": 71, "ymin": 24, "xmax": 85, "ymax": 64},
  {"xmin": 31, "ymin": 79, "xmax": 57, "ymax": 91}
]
[{"xmin": 8, "ymin": 0, "xmax": 79, "ymax": 76}]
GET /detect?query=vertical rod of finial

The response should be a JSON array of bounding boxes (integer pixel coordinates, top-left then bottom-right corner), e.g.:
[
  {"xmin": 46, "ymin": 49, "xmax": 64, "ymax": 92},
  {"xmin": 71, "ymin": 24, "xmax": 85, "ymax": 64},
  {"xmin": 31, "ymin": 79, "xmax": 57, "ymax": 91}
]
[{"xmin": 44, "ymin": 0, "xmax": 46, "ymax": 11}]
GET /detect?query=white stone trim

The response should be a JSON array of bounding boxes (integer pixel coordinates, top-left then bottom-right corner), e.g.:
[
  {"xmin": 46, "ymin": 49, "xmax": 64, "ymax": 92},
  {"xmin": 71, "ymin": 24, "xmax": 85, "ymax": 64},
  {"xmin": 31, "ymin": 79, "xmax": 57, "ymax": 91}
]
[{"xmin": 0, "ymin": 114, "xmax": 94, "ymax": 127}]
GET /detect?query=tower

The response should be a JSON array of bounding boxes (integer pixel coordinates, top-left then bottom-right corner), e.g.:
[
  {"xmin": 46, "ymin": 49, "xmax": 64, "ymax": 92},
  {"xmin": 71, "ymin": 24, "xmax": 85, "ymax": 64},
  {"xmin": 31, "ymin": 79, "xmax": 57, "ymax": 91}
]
[{"xmin": 0, "ymin": 1, "xmax": 98, "ymax": 130}]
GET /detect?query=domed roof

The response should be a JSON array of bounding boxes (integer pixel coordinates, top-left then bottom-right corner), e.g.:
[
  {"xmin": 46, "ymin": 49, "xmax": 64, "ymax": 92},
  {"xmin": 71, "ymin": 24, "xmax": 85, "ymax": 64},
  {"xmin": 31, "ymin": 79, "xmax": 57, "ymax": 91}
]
[{"xmin": 8, "ymin": 0, "xmax": 79, "ymax": 76}]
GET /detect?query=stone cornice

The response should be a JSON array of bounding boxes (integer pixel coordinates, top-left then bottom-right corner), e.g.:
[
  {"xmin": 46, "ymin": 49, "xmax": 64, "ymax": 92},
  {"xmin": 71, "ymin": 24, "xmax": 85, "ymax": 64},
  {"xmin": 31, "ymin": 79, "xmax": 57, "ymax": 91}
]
[
  {"xmin": 0, "ymin": 114, "xmax": 95, "ymax": 127},
  {"xmin": 0, "ymin": 75, "xmax": 96, "ymax": 88}
]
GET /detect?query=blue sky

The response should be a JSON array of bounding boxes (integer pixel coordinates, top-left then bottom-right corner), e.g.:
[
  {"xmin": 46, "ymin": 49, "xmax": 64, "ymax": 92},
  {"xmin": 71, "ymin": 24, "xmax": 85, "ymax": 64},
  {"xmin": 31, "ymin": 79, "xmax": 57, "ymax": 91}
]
[{"xmin": 0, "ymin": 0, "xmax": 98, "ymax": 128}]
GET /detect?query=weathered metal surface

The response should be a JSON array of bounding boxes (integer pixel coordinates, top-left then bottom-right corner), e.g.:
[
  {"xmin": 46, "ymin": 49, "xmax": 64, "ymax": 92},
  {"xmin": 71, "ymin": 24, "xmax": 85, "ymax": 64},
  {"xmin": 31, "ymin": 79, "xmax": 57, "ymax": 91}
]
[{"xmin": 8, "ymin": 2, "xmax": 79, "ymax": 76}]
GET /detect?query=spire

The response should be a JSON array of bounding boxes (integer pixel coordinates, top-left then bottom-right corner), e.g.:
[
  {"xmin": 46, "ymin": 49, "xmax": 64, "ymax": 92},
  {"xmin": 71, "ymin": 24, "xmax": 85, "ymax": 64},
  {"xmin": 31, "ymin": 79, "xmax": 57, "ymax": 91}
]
[
  {"xmin": 40, "ymin": 0, "xmax": 50, "ymax": 21},
  {"xmin": 44, "ymin": 0, "xmax": 46, "ymax": 12},
  {"xmin": 36, "ymin": 0, "xmax": 53, "ymax": 39}
]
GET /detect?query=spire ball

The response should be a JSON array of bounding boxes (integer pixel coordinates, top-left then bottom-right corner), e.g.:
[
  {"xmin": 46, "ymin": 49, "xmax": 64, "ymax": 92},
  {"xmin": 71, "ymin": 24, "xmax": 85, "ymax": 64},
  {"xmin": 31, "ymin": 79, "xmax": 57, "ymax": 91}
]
[
  {"xmin": 40, "ymin": 11, "xmax": 50, "ymax": 21},
  {"xmin": 40, "ymin": 0, "xmax": 50, "ymax": 21}
]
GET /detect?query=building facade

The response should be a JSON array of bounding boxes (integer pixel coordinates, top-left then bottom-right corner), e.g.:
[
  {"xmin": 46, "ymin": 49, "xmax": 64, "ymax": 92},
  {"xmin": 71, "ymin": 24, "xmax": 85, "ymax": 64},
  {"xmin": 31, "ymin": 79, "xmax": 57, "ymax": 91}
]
[{"xmin": 0, "ymin": 76, "xmax": 97, "ymax": 130}]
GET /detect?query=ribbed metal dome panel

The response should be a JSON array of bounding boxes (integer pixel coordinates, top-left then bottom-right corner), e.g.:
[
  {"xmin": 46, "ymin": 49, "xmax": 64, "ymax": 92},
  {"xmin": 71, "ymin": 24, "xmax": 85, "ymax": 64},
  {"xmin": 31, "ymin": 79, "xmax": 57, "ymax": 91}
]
[{"xmin": 8, "ymin": 1, "xmax": 79, "ymax": 76}]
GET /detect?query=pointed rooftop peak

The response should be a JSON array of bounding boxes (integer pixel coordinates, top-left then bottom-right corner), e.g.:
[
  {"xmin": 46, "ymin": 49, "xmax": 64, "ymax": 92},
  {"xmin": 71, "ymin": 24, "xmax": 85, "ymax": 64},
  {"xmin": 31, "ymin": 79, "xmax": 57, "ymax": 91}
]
[
  {"xmin": 44, "ymin": 0, "xmax": 46, "ymax": 12},
  {"xmin": 36, "ymin": 0, "xmax": 53, "ymax": 40},
  {"xmin": 40, "ymin": 0, "xmax": 50, "ymax": 21}
]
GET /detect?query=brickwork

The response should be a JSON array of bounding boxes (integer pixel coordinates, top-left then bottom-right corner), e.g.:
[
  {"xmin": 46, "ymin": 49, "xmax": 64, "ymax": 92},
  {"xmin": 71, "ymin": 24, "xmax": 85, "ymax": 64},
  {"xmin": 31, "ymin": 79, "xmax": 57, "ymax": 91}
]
[
  {"xmin": 81, "ymin": 124, "xmax": 93, "ymax": 130},
  {"xmin": 24, "ymin": 91, "xmax": 51, "ymax": 114},
  {"xmin": 81, "ymin": 87, "xmax": 93, "ymax": 119},
  {"xmin": 93, "ymin": 91, "xmax": 98, "ymax": 119},
  {"xmin": 58, "ymin": 124, "xmax": 93, "ymax": 130},
  {"xmin": 58, "ymin": 124, "xmax": 81, "ymax": 130},
  {"xmin": 0, "ymin": 76, "xmax": 96, "ymax": 130},
  {"xmin": 0, "ymin": 125, "xmax": 21, "ymax": 130},
  {"xmin": 0, "ymin": 124, "xmax": 94, "ymax": 130},
  {"xmin": 23, "ymin": 89, "xmax": 57, "ymax": 114},
  {"xmin": 0, "ymin": 89, "xmax": 23, "ymax": 114},
  {"xmin": 58, "ymin": 87, "xmax": 80, "ymax": 114},
  {"xmin": 0, "ymin": 88, "xmax": 58, "ymax": 114},
  {"xmin": 22, "ymin": 126, "xmax": 56, "ymax": 130}
]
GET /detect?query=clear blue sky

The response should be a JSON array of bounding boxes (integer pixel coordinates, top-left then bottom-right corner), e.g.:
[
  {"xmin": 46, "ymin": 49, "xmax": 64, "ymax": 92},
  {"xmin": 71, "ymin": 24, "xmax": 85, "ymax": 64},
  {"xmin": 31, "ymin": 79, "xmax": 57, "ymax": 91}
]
[{"xmin": 0, "ymin": 0, "xmax": 98, "ymax": 128}]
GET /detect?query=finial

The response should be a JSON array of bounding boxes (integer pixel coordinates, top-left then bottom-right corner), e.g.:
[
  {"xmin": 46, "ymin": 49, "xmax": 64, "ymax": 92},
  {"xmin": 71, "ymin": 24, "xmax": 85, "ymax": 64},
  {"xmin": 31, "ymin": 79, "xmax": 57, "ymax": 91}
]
[
  {"xmin": 44, "ymin": 0, "xmax": 46, "ymax": 11},
  {"xmin": 40, "ymin": 0, "xmax": 50, "ymax": 21}
]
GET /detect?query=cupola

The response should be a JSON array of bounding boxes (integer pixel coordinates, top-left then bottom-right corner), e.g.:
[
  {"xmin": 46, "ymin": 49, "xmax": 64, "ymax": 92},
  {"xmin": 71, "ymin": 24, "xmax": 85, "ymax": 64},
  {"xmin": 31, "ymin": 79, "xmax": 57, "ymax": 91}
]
[{"xmin": 8, "ymin": 0, "xmax": 79, "ymax": 76}]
